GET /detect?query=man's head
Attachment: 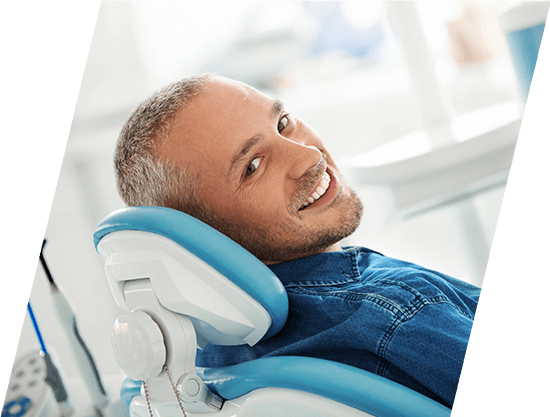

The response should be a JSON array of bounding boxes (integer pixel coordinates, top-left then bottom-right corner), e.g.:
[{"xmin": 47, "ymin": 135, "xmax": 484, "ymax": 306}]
[{"xmin": 115, "ymin": 74, "xmax": 363, "ymax": 263}]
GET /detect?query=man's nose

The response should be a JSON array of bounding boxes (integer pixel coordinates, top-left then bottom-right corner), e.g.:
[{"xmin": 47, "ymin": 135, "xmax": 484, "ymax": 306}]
[{"xmin": 279, "ymin": 139, "xmax": 323, "ymax": 180}]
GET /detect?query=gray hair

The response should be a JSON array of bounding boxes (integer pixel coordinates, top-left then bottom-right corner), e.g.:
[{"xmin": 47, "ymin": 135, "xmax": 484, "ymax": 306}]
[{"xmin": 114, "ymin": 74, "xmax": 213, "ymax": 219}]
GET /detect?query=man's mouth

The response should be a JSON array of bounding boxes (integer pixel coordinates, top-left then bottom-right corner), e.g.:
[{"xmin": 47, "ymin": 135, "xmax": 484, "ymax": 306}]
[
  {"xmin": 300, "ymin": 171, "xmax": 330, "ymax": 209},
  {"xmin": 299, "ymin": 169, "xmax": 336, "ymax": 211}
]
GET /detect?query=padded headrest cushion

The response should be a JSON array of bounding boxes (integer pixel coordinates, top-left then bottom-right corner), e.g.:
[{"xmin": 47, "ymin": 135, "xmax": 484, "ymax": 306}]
[{"xmin": 93, "ymin": 206, "xmax": 289, "ymax": 340}]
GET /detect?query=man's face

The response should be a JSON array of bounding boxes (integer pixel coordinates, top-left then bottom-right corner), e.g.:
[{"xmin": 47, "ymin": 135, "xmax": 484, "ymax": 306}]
[{"xmin": 160, "ymin": 76, "xmax": 363, "ymax": 263}]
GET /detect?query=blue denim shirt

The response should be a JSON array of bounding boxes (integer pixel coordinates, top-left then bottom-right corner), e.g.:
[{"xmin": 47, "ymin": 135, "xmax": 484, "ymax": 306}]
[{"xmin": 196, "ymin": 246, "xmax": 480, "ymax": 408}]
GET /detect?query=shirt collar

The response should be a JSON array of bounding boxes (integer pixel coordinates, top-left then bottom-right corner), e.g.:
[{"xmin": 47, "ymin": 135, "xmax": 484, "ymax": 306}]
[{"xmin": 267, "ymin": 246, "xmax": 361, "ymax": 287}]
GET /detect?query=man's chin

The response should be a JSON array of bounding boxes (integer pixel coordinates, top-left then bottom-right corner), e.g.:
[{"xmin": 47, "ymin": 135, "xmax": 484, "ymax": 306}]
[
  {"xmin": 251, "ymin": 194, "xmax": 364, "ymax": 264},
  {"xmin": 206, "ymin": 189, "xmax": 363, "ymax": 264}
]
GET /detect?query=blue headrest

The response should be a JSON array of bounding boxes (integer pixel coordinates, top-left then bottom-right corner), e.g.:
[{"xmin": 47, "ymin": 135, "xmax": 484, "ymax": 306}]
[{"xmin": 93, "ymin": 206, "xmax": 289, "ymax": 340}]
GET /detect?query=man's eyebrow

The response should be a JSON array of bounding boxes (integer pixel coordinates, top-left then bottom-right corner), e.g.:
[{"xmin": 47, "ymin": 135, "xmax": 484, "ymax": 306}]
[
  {"xmin": 270, "ymin": 99, "xmax": 284, "ymax": 120},
  {"xmin": 229, "ymin": 133, "xmax": 264, "ymax": 181},
  {"xmin": 228, "ymin": 99, "xmax": 284, "ymax": 180}
]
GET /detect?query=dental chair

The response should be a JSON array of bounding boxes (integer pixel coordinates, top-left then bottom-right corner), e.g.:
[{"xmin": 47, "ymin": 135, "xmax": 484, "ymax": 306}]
[{"xmin": 93, "ymin": 206, "xmax": 452, "ymax": 417}]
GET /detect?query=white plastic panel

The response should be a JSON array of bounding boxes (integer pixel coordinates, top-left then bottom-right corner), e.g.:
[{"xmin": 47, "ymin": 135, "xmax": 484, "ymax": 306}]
[{"xmin": 97, "ymin": 230, "xmax": 271, "ymax": 347}]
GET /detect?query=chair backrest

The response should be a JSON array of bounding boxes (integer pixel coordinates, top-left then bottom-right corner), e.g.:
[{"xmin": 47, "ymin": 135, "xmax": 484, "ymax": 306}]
[{"xmin": 93, "ymin": 206, "xmax": 289, "ymax": 346}]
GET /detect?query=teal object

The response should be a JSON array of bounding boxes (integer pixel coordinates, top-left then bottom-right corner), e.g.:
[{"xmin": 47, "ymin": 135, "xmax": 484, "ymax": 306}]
[
  {"xmin": 199, "ymin": 357, "xmax": 452, "ymax": 417},
  {"xmin": 506, "ymin": 22, "xmax": 546, "ymax": 98},
  {"xmin": 120, "ymin": 379, "xmax": 141, "ymax": 417},
  {"xmin": 120, "ymin": 357, "xmax": 452, "ymax": 417}
]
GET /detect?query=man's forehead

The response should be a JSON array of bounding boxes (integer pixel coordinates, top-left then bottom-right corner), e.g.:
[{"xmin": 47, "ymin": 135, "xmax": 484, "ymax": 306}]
[
  {"xmin": 170, "ymin": 77, "xmax": 253, "ymax": 131},
  {"xmin": 184, "ymin": 77, "xmax": 277, "ymax": 130},
  {"xmin": 205, "ymin": 76, "xmax": 255, "ymax": 101},
  {"xmin": 163, "ymin": 77, "xmax": 279, "ymax": 164},
  {"xmin": 211, "ymin": 78, "xmax": 282, "ymax": 122}
]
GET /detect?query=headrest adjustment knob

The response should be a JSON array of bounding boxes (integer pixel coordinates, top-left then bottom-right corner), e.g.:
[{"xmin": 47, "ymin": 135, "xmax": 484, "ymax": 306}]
[{"xmin": 112, "ymin": 311, "xmax": 166, "ymax": 381}]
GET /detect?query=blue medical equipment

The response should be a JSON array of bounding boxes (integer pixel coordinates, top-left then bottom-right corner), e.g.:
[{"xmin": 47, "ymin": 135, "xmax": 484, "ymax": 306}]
[
  {"xmin": 93, "ymin": 206, "xmax": 452, "ymax": 417},
  {"xmin": 26, "ymin": 305, "xmax": 48, "ymax": 360},
  {"xmin": 498, "ymin": 2, "xmax": 549, "ymax": 99},
  {"xmin": 26, "ymin": 303, "xmax": 73, "ymax": 417}
]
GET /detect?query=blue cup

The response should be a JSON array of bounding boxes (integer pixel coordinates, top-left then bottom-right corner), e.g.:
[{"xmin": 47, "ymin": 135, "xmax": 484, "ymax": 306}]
[{"xmin": 499, "ymin": 2, "xmax": 549, "ymax": 99}]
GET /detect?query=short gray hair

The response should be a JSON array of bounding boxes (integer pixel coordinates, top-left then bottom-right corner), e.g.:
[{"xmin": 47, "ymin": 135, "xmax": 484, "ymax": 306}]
[
  {"xmin": 114, "ymin": 74, "xmax": 212, "ymax": 218},
  {"xmin": 114, "ymin": 73, "xmax": 298, "ymax": 257}
]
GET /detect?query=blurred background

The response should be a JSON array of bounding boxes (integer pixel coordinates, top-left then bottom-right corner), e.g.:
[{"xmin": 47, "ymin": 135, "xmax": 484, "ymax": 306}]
[{"xmin": 7, "ymin": 1, "xmax": 548, "ymax": 414}]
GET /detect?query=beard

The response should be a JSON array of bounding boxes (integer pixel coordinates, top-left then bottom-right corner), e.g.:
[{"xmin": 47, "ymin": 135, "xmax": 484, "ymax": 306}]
[{"xmin": 206, "ymin": 179, "xmax": 364, "ymax": 263}]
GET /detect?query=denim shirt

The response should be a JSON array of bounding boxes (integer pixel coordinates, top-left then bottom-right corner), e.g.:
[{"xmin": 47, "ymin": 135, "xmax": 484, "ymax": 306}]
[{"xmin": 196, "ymin": 246, "xmax": 481, "ymax": 408}]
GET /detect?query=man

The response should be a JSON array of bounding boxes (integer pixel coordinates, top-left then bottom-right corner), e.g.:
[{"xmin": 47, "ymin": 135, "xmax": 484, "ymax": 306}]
[{"xmin": 115, "ymin": 74, "xmax": 480, "ymax": 409}]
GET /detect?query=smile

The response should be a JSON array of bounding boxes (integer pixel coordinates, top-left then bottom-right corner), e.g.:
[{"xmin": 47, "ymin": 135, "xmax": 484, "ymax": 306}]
[{"xmin": 299, "ymin": 169, "xmax": 334, "ymax": 210}]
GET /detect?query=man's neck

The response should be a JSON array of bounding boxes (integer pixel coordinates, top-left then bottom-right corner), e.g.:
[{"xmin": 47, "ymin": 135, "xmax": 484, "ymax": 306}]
[
  {"xmin": 320, "ymin": 242, "xmax": 342, "ymax": 254},
  {"xmin": 263, "ymin": 243, "xmax": 342, "ymax": 265}
]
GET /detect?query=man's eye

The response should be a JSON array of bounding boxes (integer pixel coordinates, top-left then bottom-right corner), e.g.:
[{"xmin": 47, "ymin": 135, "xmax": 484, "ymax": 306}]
[
  {"xmin": 278, "ymin": 114, "xmax": 289, "ymax": 133},
  {"xmin": 245, "ymin": 157, "xmax": 261, "ymax": 176}
]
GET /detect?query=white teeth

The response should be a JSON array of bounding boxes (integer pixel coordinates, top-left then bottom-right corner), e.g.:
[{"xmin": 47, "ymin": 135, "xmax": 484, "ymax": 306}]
[{"xmin": 300, "ymin": 171, "xmax": 332, "ymax": 210}]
